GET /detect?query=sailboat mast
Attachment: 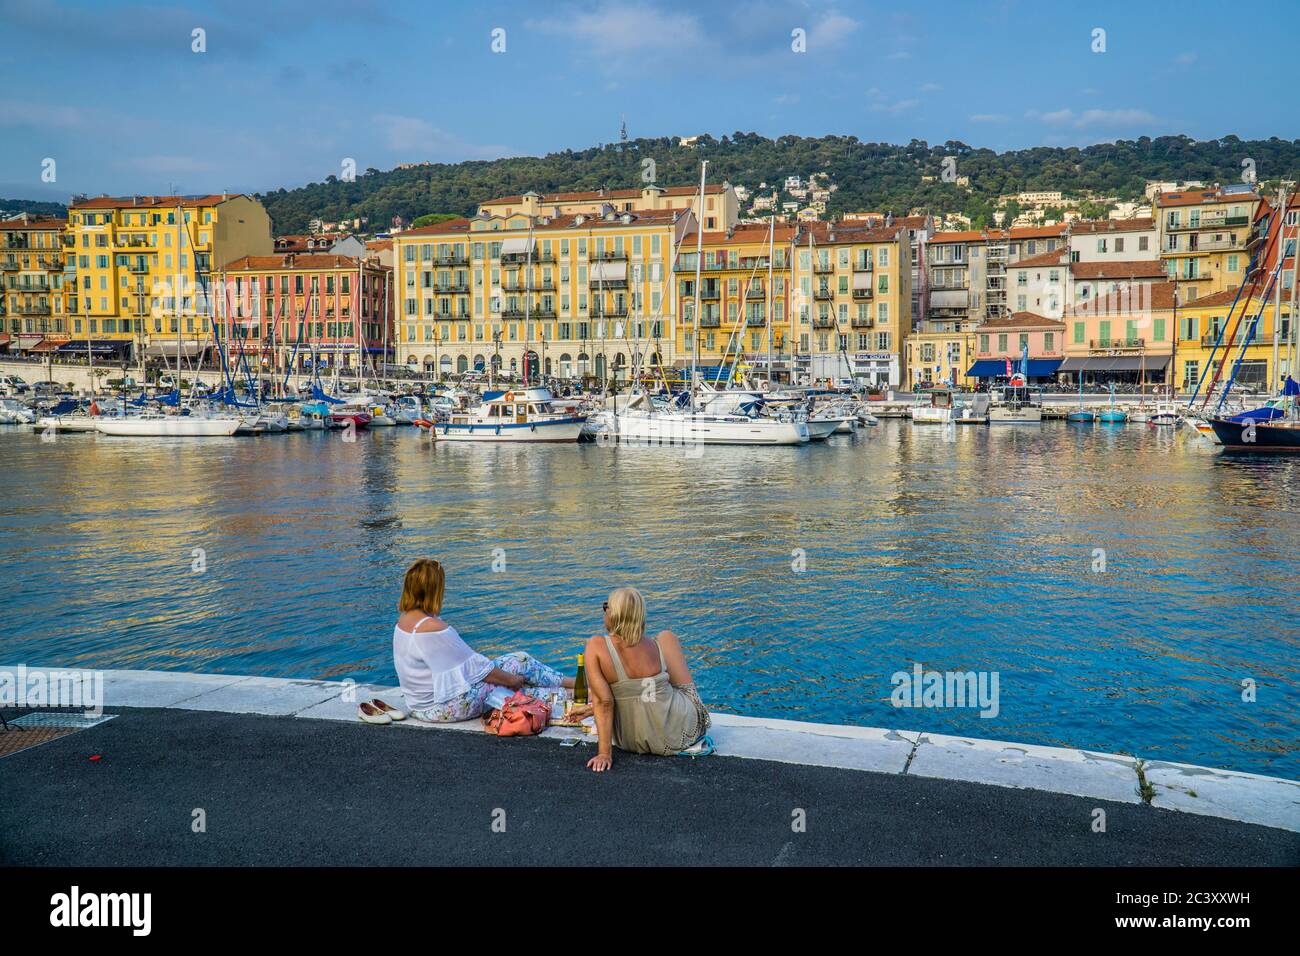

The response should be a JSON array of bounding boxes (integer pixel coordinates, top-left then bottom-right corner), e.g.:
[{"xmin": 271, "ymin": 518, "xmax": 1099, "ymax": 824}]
[{"xmin": 690, "ymin": 160, "xmax": 706, "ymax": 413}]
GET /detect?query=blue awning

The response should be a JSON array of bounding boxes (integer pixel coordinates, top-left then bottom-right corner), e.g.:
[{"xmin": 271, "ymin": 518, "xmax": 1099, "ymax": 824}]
[
  {"xmin": 966, "ymin": 358, "xmax": 1062, "ymax": 378},
  {"xmin": 58, "ymin": 339, "xmax": 131, "ymax": 355}
]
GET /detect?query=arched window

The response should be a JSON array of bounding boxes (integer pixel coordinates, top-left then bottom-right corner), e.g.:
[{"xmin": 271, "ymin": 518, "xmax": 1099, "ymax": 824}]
[
  {"xmin": 473, "ymin": 354, "xmax": 486, "ymax": 372},
  {"xmin": 406, "ymin": 354, "xmax": 418, "ymax": 365},
  {"xmin": 559, "ymin": 352, "xmax": 572, "ymax": 378},
  {"xmin": 440, "ymin": 355, "xmax": 453, "ymax": 375},
  {"xmin": 457, "ymin": 354, "xmax": 469, "ymax": 373},
  {"xmin": 577, "ymin": 352, "xmax": 589, "ymax": 375},
  {"xmin": 595, "ymin": 354, "xmax": 607, "ymax": 380}
]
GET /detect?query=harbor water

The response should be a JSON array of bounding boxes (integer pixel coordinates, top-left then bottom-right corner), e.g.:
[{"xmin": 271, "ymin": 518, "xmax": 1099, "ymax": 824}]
[{"xmin": 1, "ymin": 421, "xmax": 1296, "ymax": 777}]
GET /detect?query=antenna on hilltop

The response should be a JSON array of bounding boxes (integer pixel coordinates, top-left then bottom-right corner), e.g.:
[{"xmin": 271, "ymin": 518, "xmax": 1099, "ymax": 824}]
[{"xmin": 620, "ymin": 115, "xmax": 627, "ymax": 143}]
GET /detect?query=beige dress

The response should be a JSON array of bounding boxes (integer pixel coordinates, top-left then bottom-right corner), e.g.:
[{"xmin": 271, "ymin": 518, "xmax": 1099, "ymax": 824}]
[{"xmin": 601, "ymin": 633, "xmax": 710, "ymax": 755}]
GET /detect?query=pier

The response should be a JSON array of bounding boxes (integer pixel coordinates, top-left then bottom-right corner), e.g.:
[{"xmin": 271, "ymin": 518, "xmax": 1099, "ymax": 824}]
[{"xmin": 1, "ymin": 667, "xmax": 1296, "ymax": 866}]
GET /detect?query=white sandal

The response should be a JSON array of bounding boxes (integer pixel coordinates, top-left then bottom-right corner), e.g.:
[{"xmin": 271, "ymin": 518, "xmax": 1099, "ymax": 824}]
[
  {"xmin": 357, "ymin": 702, "xmax": 392, "ymax": 725},
  {"xmin": 371, "ymin": 699, "xmax": 406, "ymax": 721}
]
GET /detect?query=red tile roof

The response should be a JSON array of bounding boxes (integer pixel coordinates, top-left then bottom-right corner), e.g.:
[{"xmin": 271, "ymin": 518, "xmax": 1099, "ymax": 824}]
[
  {"xmin": 1154, "ymin": 188, "xmax": 1259, "ymax": 208},
  {"xmin": 71, "ymin": 194, "xmax": 247, "ymax": 209},
  {"xmin": 974, "ymin": 311, "xmax": 1065, "ymax": 330},
  {"xmin": 222, "ymin": 254, "xmax": 376, "ymax": 271},
  {"xmin": 1069, "ymin": 217, "xmax": 1155, "ymax": 234},
  {"xmin": 0, "ymin": 218, "xmax": 67, "ymax": 230},
  {"xmin": 1069, "ymin": 260, "xmax": 1166, "ymax": 280},
  {"xmin": 1065, "ymin": 280, "xmax": 1178, "ymax": 315},
  {"xmin": 1011, "ymin": 249, "xmax": 1067, "ymax": 269},
  {"xmin": 483, "ymin": 184, "xmax": 727, "ymax": 206}
]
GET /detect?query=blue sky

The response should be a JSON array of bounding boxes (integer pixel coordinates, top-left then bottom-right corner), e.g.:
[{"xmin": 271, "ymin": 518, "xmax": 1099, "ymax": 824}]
[{"xmin": 2, "ymin": 0, "xmax": 1297, "ymax": 200}]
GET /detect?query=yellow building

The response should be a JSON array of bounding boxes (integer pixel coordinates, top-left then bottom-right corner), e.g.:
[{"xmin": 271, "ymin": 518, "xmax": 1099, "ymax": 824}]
[
  {"xmin": 391, "ymin": 205, "xmax": 682, "ymax": 380},
  {"xmin": 65, "ymin": 194, "xmax": 270, "ymax": 363},
  {"xmin": 1172, "ymin": 288, "xmax": 1292, "ymax": 395},
  {"xmin": 903, "ymin": 330, "xmax": 976, "ymax": 389},
  {"xmin": 1, "ymin": 216, "xmax": 69, "ymax": 355},
  {"xmin": 791, "ymin": 221, "xmax": 912, "ymax": 386},
  {"xmin": 1154, "ymin": 186, "xmax": 1260, "ymax": 301},
  {"xmin": 673, "ymin": 222, "xmax": 796, "ymax": 382},
  {"xmin": 478, "ymin": 183, "xmax": 739, "ymax": 232}
]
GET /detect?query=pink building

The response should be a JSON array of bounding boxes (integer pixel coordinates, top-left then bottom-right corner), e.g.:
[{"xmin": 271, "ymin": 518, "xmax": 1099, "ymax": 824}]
[{"xmin": 969, "ymin": 311, "xmax": 1065, "ymax": 383}]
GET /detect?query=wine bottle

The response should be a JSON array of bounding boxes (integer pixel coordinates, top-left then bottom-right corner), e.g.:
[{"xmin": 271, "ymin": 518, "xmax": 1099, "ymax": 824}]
[{"xmin": 573, "ymin": 653, "xmax": 588, "ymax": 704}]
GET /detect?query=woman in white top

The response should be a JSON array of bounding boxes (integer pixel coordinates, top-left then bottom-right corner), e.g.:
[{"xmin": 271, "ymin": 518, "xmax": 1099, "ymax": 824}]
[{"xmin": 393, "ymin": 558, "xmax": 573, "ymax": 722}]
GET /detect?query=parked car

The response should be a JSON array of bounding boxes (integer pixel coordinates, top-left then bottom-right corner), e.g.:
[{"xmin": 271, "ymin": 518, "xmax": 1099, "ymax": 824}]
[{"xmin": 0, "ymin": 374, "xmax": 31, "ymax": 395}]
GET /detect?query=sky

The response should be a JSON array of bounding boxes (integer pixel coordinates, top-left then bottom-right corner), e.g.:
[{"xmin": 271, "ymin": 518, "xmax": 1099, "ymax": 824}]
[{"xmin": 2, "ymin": 0, "xmax": 1297, "ymax": 201}]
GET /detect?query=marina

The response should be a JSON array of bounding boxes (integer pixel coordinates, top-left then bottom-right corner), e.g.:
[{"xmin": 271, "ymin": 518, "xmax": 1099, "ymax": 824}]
[{"xmin": 2, "ymin": 415, "xmax": 1296, "ymax": 780}]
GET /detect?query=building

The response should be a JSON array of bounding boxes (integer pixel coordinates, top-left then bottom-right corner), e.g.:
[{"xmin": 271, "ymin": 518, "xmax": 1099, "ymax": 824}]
[
  {"xmin": 967, "ymin": 312, "xmax": 1065, "ymax": 384},
  {"xmin": 477, "ymin": 183, "xmax": 739, "ymax": 231},
  {"xmin": 924, "ymin": 225, "xmax": 1067, "ymax": 331},
  {"xmin": 903, "ymin": 329, "xmax": 976, "ymax": 389},
  {"xmin": 391, "ymin": 205, "xmax": 682, "ymax": 381},
  {"xmin": 1060, "ymin": 281, "xmax": 1176, "ymax": 386},
  {"xmin": 64, "ymin": 194, "xmax": 271, "ymax": 364},
  {"xmin": 674, "ymin": 221, "xmax": 796, "ymax": 382},
  {"xmin": 214, "ymin": 253, "xmax": 392, "ymax": 375},
  {"xmin": 1, "ymin": 216, "xmax": 69, "ymax": 356},
  {"xmin": 1173, "ymin": 288, "xmax": 1291, "ymax": 395},
  {"xmin": 791, "ymin": 220, "xmax": 911, "ymax": 386},
  {"xmin": 1154, "ymin": 185, "xmax": 1260, "ymax": 301}
]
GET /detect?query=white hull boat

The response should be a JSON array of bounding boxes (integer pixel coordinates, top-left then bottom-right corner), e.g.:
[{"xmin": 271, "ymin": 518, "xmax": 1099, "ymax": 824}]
[
  {"xmin": 593, "ymin": 409, "xmax": 809, "ymax": 445},
  {"xmin": 34, "ymin": 415, "xmax": 99, "ymax": 433},
  {"xmin": 95, "ymin": 414, "xmax": 243, "ymax": 437},
  {"xmin": 433, "ymin": 386, "xmax": 587, "ymax": 443}
]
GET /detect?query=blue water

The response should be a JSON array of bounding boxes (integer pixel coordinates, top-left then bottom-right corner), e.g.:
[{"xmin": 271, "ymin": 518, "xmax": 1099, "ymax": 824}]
[{"xmin": 1, "ymin": 422, "xmax": 1296, "ymax": 777}]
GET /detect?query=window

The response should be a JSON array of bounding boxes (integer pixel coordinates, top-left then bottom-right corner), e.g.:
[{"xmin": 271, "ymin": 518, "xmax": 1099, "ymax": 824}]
[{"xmin": 1073, "ymin": 321, "xmax": 1085, "ymax": 344}]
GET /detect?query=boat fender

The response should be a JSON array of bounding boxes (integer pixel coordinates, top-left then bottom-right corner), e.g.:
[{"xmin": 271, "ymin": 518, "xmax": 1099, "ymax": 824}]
[
  {"xmin": 530, "ymin": 424, "xmax": 536, "ymax": 432},
  {"xmin": 495, "ymin": 425, "xmax": 501, "ymax": 435}
]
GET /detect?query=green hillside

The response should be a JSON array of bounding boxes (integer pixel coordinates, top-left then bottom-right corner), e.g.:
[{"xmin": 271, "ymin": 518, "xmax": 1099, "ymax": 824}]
[{"xmin": 255, "ymin": 132, "xmax": 1300, "ymax": 234}]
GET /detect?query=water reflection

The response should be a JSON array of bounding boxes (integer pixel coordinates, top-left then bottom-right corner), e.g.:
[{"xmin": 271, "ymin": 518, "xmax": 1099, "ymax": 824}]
[{"xmin": 0, "ymin": 422, "xmax": 1296, "ymax": 776}]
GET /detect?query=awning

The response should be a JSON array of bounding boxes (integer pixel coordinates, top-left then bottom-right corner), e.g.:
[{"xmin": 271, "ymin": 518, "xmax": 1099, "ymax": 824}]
[
  {"xmin": 144, "ymin": 341, "xmax": 205, "ymax": 358},
  {"xmin": 0, "ymin": 334, "xmax": 10, "ymax": 349},
  {"xmin": 499, "ymin": 237, "xmax": 536, "ymax": 256},
  {"xmin": 15, "ymin": 334, "xmax": 44, "ymax": 349},
  {"xmin": 852, "ymin": 272, "xmax": 873, "ymax": 291},
  {"xmin": 58, "ymin": 339, "xmax": 132, "ymax": 355},
  {"xmin": 31, "ymin": 339, "xmax": 64, "ymax": 352},
  {"xmin": 1060, "ymin": 355, "xmax": 1171, "ymax": 372},
  {"xmin": 966, "ymin": 358, "xmax": 1062, "ymax": 378},
  {"xmin": 590, "ymin": 261, "xmax": 627, "ymax": 283}
]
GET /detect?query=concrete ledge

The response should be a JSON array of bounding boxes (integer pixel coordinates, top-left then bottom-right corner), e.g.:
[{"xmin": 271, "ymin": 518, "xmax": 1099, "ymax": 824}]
[
  {"xmin": 1145, "ymin": 760, "xmax": 1300, "ymax": 832},
  {"xmin": 908, "ymin": 731, "xmax": 1142, "ymax": 805},
  {"xmin": 6, "ymin": 665, "xmax": 1297, "ymax": 833}
]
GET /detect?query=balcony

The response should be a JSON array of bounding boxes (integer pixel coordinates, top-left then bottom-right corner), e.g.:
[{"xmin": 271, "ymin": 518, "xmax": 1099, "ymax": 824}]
[
  {"xmin": 698, "ymin": 315, "xmax": 721, "ymax": 328},
  {"xmin": 1089, "ymin": 338, "xmax": 1145, "ymax": 351},
  {"xmin": 1168, "ymin": 214, "xmax": 1250, "ymax": 231},
  {"xmin": 813, "ymin": 288, "xmax": 834, "ymax": 301},
  {"xmin": 127, "ymin": 262, "xmax": 150, "ymax": 273},
  {"xmin": 851, "ymin": 288, "xmax": 874, "ymax": 301},
  {"xmin": 431, "ymin": 254, "xmax": 470, "ymax": 267},
  {"xmin": 1, "ymin": 261, "xmax": 19, "ymax": 271},
  {"xmin": 745, "ymin": 315, "xmax": 766, "ymax": 327},
  {"xmin": 590, "ymin": 250, "xmax": 627, "ymax": 262},
  {"xmin": 850, "ymin": 317, "xmax": 875, "ymax": 329},
  {"xmin": 744, "ymin": 286, "xmax": 766, "ymax": 299},
  {"xmin": 812, "ymin": 316, "xmax": 837, "ymax": 329},
  {"xmin": 502, "ymin": 280, "xmax": 553, "ymax": 293},
  {"xmin": 16, "ymin": 304, "xmax": 52, "ymax": 316},
  {"xmin": 591, "ymin": 307, "xmax": 629, "ymax": 319},
  {"xmin": 4, "ymin": 239, "xmax": 29, "ymax": 250},
  {"xmin": 500, "ymin": 251, "xmax": 554, "ymax": 266},
  {"xmin": 434, "ymin": 282, "xmax": 470, "ymax": 294},
  {"xmin": 813, "ymin": 261, "xmax": 834, "ymax": 274},
  {"xmin": 1197, "ymin": 237, "xmax": 1244, "ymax": 252},
  {"xmin": 853, "ymin": 262, "xmax": 873, "ymax": 273},
  {"xmin": 589, "ymin": 277, "xmax": 628, "ymax": 289},
  {"xmin": 698, "ymin": 286, "xmax": 721, "ymax": 300}
]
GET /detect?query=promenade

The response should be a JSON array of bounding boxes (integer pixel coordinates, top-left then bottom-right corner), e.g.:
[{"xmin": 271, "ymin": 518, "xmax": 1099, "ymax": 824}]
[{"xmin": 1, "ymin": 668, "xmax": 1296, "ymax": 866}]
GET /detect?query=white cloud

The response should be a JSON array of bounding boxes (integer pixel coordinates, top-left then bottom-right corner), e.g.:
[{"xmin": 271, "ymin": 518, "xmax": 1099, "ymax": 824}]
[
  {"xmin": 870, "ymin": 98, "xmax": 919, "ymax": 115},
  {"xmin": 970, "ymin": 113, "xmax": 1008, "ymax": 123},
  {"xmin": 886, "ymin": 50, "xmax": 911, "ymax": 61},
  {"xmin": 373, "ymin": 115, "xmax": 508, "ymax": 160},
  {"xmin": 1029, "ymin": 107, "xmax": 1157, "ymax": 129},
  {"xmin": 529, "ymin": 2, "xmax": 705, "ymax": 56},
  {"xmin": 1175, "ymin": 51, "xmax": 1197, "ymax": 66},
  {"xmin": 919, "ymin": 83, "xmax": 942, "ymax": 93},
  {"xmin": 807, "ymin": 10, "xmax": 861, "ymax": 50}
]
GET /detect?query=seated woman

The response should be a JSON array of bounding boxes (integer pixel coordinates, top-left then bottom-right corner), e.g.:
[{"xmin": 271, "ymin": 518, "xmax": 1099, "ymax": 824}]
[
  {"xmin": 571, "ymin": 587, "xmax": 711, "ymax": 772},
  {"xmin": 393, "ymin": 558, "xmax": 573, "ymax": 722}
]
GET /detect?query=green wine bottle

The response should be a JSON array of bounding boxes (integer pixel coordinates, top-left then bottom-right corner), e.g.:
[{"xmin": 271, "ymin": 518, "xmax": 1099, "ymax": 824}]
[{"xmin": 573, "ymin": 653, "xmax": 588, "ymax": 704}]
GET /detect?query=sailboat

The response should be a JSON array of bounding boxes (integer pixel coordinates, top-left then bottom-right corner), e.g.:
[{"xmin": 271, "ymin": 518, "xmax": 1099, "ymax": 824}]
[
  {"xmin": 593, "ymin": 166, "xmax": 808, "ymax": 447},
  {"xmin": 1065, "ymin": 374, "xmax": 1094, "ymax": 423},
  {"xmin": 1098, "ymin": 383, "xmax": 1128, "ymax": 423}
]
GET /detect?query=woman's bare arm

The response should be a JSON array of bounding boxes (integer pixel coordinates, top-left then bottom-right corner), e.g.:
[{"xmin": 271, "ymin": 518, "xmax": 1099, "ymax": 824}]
[
  {"xmin": 656, "ymin": 630, "xmax": 695, "ymax": 688},
  {"xmin": 583, "ymin": 635, "xmax": 616, "ymax": 771}
]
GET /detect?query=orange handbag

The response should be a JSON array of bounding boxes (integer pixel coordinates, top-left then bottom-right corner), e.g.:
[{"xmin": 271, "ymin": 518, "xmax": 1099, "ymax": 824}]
[{"xmin": 483, "ymin": 691, "xmax": 551, "ymax": 736}]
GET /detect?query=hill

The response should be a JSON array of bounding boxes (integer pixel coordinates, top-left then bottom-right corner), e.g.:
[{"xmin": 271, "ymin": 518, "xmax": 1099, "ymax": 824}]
[{"xmin": 255, "ymin": 132, "xmax": 1300, "ymax": 234}]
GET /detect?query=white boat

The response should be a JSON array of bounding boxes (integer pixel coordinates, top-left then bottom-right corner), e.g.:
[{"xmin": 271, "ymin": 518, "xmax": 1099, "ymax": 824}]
[
  {"xmin": 987, "ymin": 386, "xmax": 1043, "ymax": 424},
  {"xmin": 955, "ymin": 393, "xmax": 990, "ymax": 424},
  {"xmin": 433, "ymin": 387, "xmax": 587, "ymax": 442},
  {"xmin": 34, "ymin": 414, "xmax": 98, "ymax": 432},
  {"xmin": 1147, "ymin": 401, "xmax": 1182, "ymax": 427},
  {"xmin": 593, "ymin": 407, "xmax": 809, "ymax": 445},
  {"xmin": 803, "ymin": 416, "xmax": 841, "ymax": 441},
  {"xmin": 0, "ymin": 398, "xmax": 37, "ymax": 425},
  {"xmin": 94, "ymin": 413, "xmax": 243, "ymax": 437},
  {"xmin": 910, "ymin": 388, "xmax": 966, "ymax": 425}
]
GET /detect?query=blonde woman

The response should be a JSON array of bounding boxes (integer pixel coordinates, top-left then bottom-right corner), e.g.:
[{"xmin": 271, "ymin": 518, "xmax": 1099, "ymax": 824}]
[
  {"xmin": 393, "ymin": 559, "xmax": 573, "ymax": 722},
  {"xmin": 570, "ymin": 587, "xmax": 712, "ymax": 772}
]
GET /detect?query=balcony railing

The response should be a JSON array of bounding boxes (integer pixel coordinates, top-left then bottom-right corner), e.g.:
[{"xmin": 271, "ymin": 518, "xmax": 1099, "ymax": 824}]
[
  {"xmin": 589, "ymin": 278, "xmax": 628, "ymax": 289},
  {"xmin": 699, "ymin": 287, "xmax": 721, "ymax": 300},
  {"xmin": 745, "ymin": 316, "xmax": 766, "ymax": 327},
  {"xmin": 590, "ymin": 250, "xmax": 628, "ymax": 262},
  {"xmin": 744, "ymin": 286, "xmax": 766, "ymax": 299},
  {"xmin": 812, "ymin": 316, "xmax": 837, "ymax": 329},
  {"xmin": 127, "ymin": 262, "xmax": 150, "ymax": 273},
  {"xmin": 852, "ymin": 288, "xmax": 874, "ymax": 300},
  {"xmin": 813, "ymin": 262, "xmax": 834, "ymax": 274},
  {"xmin": 16, "ymin": 304, "xmax": 52, "ymax": 315},
  {"xmin": 434, "ymin": 282, "xmax": 470, "ymax": 294},
  {"xmin": 1, "ymin": 261, "xmax": 20, "ymax": 271},
  {"xmin": 698, "ymin": 316, "xmax": 721, "ymax": 328},
  {"xmin": 850, "ymin": 317, "xmax": 875, "ymax": 329},
  {"xmin": 813, "ymin": 289, "xmax": 833, "ymax": 300},
  {"xmin": 430, "ymin": 254, "xmax": 470, "ymax": 266},
  {"xmin": 1167, "ymin": 215, "xmax": 1251, "ymax": 232},
  {"xmin": 591, "ymin": 307, "xmax": 629, "ymax": 319}
]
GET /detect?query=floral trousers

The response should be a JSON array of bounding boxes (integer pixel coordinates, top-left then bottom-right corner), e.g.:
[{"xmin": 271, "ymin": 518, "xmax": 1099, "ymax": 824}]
[{"xmin": 410, "ymin": 652, "xmax": 570, "ymax": 723}]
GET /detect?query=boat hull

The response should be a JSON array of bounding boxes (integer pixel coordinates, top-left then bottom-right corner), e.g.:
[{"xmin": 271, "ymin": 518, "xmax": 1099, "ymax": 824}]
[
  {"xmin": 1209, "ymin": 418, "xmax": 1300, "ymax": 451},
  {"xmin": 593, "ymin": 412, "xmax": 809, "ymax": 445},
  {"xmin": 988, "ymin": 407, "xmax": 1042, "ymax": 424},
  {"xmin": 94, "ymin": 417, "xmax": 242, "ymax": 437},
  {"xmin": 436, "ymin": 417, "xmax": 587, "ymax": 442}
]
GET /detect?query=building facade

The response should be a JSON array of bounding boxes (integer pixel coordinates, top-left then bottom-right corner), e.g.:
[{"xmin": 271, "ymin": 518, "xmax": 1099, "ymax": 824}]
[
  {"xmin": 64, "ymin": 194, "xmax": 271, "ymax": 363},
  {"xmin": 215, "ymin": 253, "xmax": 391, "ymax": 374},
  {"xmin": 478, "ymin": 183, "xmax": 739, "ymax": 232},
  {"xmin": 1155, "ymin": 185, "xmax": 1259, "ymax": 301},
  {"xmin": 391, "ymin": 206, "xmax": 683, "ymax": 381},
  {"xmin": 1, "ymin": 216, "xmax": 69, "ymax": 356}
]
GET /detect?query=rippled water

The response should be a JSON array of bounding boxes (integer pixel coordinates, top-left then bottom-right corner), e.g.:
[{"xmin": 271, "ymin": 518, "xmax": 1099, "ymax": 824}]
[{"xmin": 1, "ymin": 421, "xmax": 1296, "ymax": 776}]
